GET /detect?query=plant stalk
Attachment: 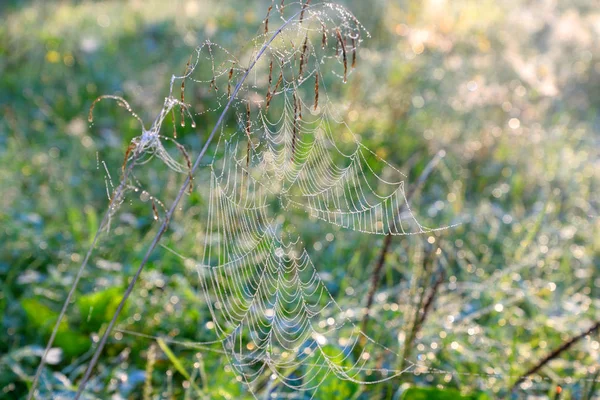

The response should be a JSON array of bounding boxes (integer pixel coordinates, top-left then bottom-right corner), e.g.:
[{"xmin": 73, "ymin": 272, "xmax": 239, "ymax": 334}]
[
  {"xmin": 360, "ymin": 150, "xmax": 446, "ymax": 333},
  {"xmin": 70, "ymin": 8, "xmax": 307, "ymax": 400},
  {"xmin": 511, "ymin": 320, "xmax": 600, "ymax": 391}
]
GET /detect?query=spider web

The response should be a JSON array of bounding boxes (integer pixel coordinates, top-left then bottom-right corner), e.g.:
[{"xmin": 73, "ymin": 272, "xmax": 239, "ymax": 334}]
[
  {"xmin": 188, "ymin": 142, "xmax": 419, "ymax": 397},
  {"xmin": 108, "ymin": 1, "xmax": 450, "ymax": 397}
]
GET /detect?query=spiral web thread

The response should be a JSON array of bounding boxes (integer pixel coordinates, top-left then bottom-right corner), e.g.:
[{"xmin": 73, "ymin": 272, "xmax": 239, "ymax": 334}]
[{"xmin": 112, "ymin": 1, "xmax": 452, "ymax": 397}]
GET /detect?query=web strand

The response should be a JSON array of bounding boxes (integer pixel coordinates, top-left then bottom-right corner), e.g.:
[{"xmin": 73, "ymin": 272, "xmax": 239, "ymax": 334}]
[{"xmin": 46, "ymin": 3, "xmax": 458, "ymax": 399}]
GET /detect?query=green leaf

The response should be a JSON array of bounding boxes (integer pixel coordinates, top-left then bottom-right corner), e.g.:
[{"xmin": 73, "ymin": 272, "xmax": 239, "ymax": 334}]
[
  {"xmin": 76, "ymin": 287, "xmax": 123, "ymax": 332},
  {"xmin": 21, "ymin": 298, "xmax": 90, "ymax": 357},
  {"xmin": 157, "ymin": 338, "xmax": 207, "ymax": 399},
  {"xmin": 21, "ymin": 298, "xmax": 68, "ymax": 334}
]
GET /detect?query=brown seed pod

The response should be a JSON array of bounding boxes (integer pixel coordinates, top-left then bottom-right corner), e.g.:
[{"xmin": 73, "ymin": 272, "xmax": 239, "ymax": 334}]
[
  {"xmin": 246, "ymin": 102, "xmax": 252, "ymax": 170},
  {"xmin": 336, "ymin": 29, "xmax": 347, "ymax": 82},
  {"xmin": 180, "ymin": 55, "xmax": 192, "ymax": 127},
  {"xmin": 299, "ymin": 0, "xmax": 311, "ymax": 24},
  {"xmin": 175, "ymin": 142, "xmax": 194, "ymax": 194},
  {"xmin": 245, "ymin": 102, "xmax": 252, "ymax": 140},
  {"xmin": 151, "ymin": 199, "xmax": 159, "ymax": 221},
  {"xmin": 299, "ymin": 34, "xmax": 308, "ymax": 79},
  {"xmin": 227, "ymin": 63, "xmax": 235, "ymax": 99},
  {"xmin": 266, "ymin": 69, "xmax": 283, "ymax": 112},
  {"xmin": 351, "ymin": 37, "xmax": 357, "ymax": 68},
  {"xmin": 314, "ymin": 72, "xmax": 319, "ymax": 111},
  {"xmin": 291, "ymin": 92, "xmax": 299, "ymax": 162},
  {"xmin": 264, "ymin": 5, "xmax": 273, "ymax": 33},
  {"xmin": 246, "ymin": 136, "xmax": 251, "ymax": 169}
]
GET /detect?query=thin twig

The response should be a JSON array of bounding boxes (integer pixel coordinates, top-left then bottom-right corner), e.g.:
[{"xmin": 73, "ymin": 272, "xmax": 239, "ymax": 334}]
[
  {"xmin": 70, "ymin": 8, "xmax": 309, "ymax": 400},
  {"xmin": 399, "ymin": 244, "xmax": 441, "ymax": 372},
  {"xmin": 360, "ymin": 234, "xmax": 392, "ymax": 333},
  {"xmin": 415, "ymin": 266, "xmax": 445, "ymax": 330},
  {"xmin": 27, "ymin": 159, "xmax": 138, "ymax": 400},
  {"xmin": 360, "ymin": 150, "xmax": 446, "ymax": 332},
  {"xmin": 511, "ymin": 320, "xmax": 600, "ymax": 391}
]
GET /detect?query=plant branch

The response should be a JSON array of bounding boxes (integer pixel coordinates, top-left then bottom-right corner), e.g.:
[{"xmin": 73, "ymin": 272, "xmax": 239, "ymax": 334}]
[
  {"xmin": 360, "ymin": 234, "xmax": 393, "ymax": 333},
  {"xmin": 360, "ymin": 150, "xmax": 446, "ymax": 333},
  {"xmin": 399, "ymin": 245, "xmax": 443, "ymax": 372},
  {"xmin": 70, "ymin": 9, "xmax": 307, "ymax": 400},
  {"xmin": 415, "ymin": 265, "xmax": 445, "ymax": 331},
  {"xmin": 511, "ymin": 320, "xmax": 600, "ymax": 391},
  {"xmin": 27, "ymin": 162, "xmax": 137, "ymax": 400}
]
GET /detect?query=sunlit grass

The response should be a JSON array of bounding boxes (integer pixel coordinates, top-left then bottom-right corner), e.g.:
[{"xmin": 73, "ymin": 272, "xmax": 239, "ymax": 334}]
[{"xmin": 1, "ymin": 0, "xmax": 598, "ymax": 399}]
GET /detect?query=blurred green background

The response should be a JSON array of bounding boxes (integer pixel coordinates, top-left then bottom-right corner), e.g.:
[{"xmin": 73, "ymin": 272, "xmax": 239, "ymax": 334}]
[{"xmin": 1, "ymin": 0, "xmax": 599, "ymax": 399}]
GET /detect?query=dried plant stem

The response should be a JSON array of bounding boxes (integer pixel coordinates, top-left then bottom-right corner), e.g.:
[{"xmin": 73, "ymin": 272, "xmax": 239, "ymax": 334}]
[
  {"xmin": 399, "ymin": 256, "xmax": 444, "ymax": 372},
  {"xmin": 511, "ymin": 320, "xmax": 600, "ymax": 391},
  {"xmin": 360, "ymin": 150, "xmax": 445, "ymax": 333},
  {"xmin": 266, "ymin": 67, "xmax": 282, "ymax": 112},
  {"xmin": 67, "ymin": 9, "xmax": 307, "ymax": 400},
  {"xmin": 291, "ymin": 91, "xmax": 299, "ymax": 162},
  {"xmin": 27, "ymin": 158, "xmax": 138, "ymax": 400},
  {"xmin": 360, "ymin": 233, "xmax": 392, "ymax": 333},
  {"xmin": 415, "ymin": 266, "xmax": 445, "ymax": 330}
]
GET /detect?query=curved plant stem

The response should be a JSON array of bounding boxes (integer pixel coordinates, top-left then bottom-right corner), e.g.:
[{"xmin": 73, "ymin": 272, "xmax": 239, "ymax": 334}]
[
  {"xmin": 360, "ymin": 150, "xmax": 446, "ymax": 333},
  {"xmin": 27, "ymin": 167, "xmax": 135, "ymax": 400},
  {"xmin": 69, "ymin": 9, "xmax": 306, "ymax": 400}
]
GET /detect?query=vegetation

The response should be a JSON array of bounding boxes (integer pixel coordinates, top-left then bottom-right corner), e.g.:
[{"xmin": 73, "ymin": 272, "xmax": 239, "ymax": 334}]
[{"xmin": 1, "ymin": 0, "xmax": 598, "ymax": 399}]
